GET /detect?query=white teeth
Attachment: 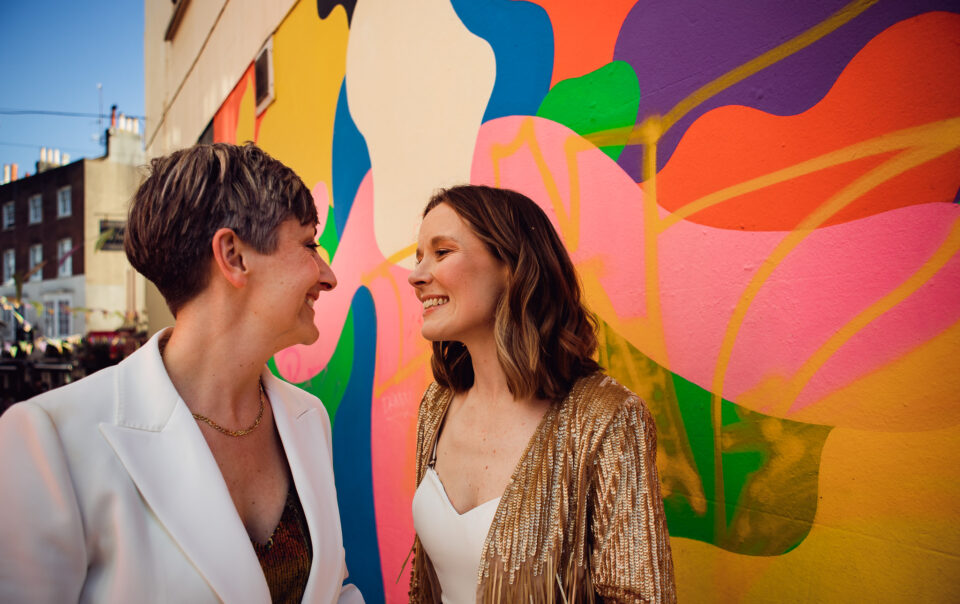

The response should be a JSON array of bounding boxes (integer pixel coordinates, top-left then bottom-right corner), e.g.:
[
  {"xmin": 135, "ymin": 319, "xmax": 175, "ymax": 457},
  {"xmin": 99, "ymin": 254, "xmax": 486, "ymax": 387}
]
[
  {"xmin": 422, "ymin": 297, "xmax": 449, "ymax": 309},
  {"xmin": 306, "ymin": 297, "xmax": 316, "ymax": 307}
]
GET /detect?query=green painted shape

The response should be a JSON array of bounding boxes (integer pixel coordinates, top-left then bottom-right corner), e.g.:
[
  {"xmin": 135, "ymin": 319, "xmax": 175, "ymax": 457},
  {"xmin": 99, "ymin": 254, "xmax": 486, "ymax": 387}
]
[
  {"xmin": 536, "ymin": 61, "xmax": 640, "ymax": 161},
  {"xmin": 268, "ymin": 306, "xmax": 355, "ymax": 426},
  {"xmin": 597, "ymin": 319, "xmax": 833, "ymax": 556},
  {"xmin": 318, "ymin": 203, "xmax": 340, "ymax": 261}
]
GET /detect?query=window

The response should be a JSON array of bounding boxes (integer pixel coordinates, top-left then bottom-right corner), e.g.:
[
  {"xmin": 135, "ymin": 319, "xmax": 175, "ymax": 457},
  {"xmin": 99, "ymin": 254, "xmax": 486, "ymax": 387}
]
[
  {"xmin": 58, "ymin": 299, "xmax": 72, "ymax": 336},
  {"xmin": 1, "ymin": 307, "xmax": 13, "ymax": 341},
  {"xmin": 2, "ymin": 202, "xmax": 13, "ymax": 229},
  {"xmin": 28, "ymin": 194, "xmax": 42, "ymax": 224},
  {"xmin": 43, "ymin": 297, "xmax": 73, "ymax": 338},
  {"xmin": 43, "ymin": 301, "xmax": 54, "ymax": 337},
  {"xmin": 29, "ymin": 244, "xmax": 43, "ymax": 281},
  {"xmin": 57, "ymin": 186, "xmax": 72, "ymax": 218},
  {"xmin": 57, "ymin": 238, "xmax": 73, "ymax": 277},
  {"xmin": 254, "ymin": 38, "xmax": 275, "ymax": 115},
  {"xmin": 2, "ymin": 249, "xmax": 14, "ymax": 283}
]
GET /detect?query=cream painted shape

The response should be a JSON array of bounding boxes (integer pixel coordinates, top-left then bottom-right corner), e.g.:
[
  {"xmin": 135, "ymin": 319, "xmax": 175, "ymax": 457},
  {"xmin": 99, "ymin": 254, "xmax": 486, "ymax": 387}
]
[{"xmin": 346, "ymin": 0, "xmax": 495, "ymax": 265}]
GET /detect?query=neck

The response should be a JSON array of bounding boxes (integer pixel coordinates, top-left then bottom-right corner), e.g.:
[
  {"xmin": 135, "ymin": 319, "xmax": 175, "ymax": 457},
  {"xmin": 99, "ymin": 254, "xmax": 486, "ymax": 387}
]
[
  {"xmin": 160, "ymin": 296, "xmax": 275, "ymax": 420},
  {"xmin": 462, "ymin": 331, "xmax": 514, "ymax": 405}
]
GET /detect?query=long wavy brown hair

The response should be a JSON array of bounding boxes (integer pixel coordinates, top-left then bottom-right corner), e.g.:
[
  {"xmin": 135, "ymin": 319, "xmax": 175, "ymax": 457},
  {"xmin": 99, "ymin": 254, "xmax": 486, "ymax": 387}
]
[{"xmin": 424, "ymin": 185, "xmax": 600, "ymax": 401}]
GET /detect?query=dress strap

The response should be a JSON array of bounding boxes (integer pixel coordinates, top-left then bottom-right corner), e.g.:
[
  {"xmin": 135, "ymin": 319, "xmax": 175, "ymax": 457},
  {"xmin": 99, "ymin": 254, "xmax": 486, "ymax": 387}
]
[{"xmin": 429, "ymin": 434, "xmax": 438, "ymax": 468}]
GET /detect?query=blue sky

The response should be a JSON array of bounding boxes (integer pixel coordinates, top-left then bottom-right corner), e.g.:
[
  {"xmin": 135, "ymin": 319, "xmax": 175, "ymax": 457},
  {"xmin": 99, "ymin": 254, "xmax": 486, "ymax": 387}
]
[{"xmin": 0, "ymin": 1, "xmax": 144, "ymax": 177}]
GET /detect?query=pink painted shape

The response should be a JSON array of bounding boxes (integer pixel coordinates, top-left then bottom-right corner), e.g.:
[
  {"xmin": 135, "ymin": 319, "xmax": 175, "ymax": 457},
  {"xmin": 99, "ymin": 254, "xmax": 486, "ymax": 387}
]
[
  {"xmin": 472, "ymin": 116, "xmax": 960, "ymax": 423},
  {"xmin": 472, "ymin": 116, "xmax": 649, "ymax": 321},
  {"xmin": 311, "ymin": 181, "xmax": 330, "ymax": 236},
  {"xmin": 280, "ymin": 172, "xmax": 431, "ymax": 602}
]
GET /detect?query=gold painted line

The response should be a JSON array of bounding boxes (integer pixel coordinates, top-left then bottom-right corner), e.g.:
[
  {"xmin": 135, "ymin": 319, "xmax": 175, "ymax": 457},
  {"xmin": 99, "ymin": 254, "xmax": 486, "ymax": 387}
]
[
  {"xmin": 661, "ymin": 0, "xmax": 878, "ymax": 135},
  {"xmin": 373, "ymin": 349, "xmax": 433, "ymax": 397},
  {"xmin": 779, "ymin": 215, "xmax": 960, "ymax": 416},
  {"xmin": 660, "ymin": 118, "xmax": 960, "ymax": 232},
  {"xmin": 706, "ymin": 124, "xmax": 958, "ymax": 542},
  {"xmin": 583, "ymin": 0, "xmax": 878, "ymax": 149},
  {"xmin": 708, "ymin": 128, "xmax": 960, "ymax": 425}
]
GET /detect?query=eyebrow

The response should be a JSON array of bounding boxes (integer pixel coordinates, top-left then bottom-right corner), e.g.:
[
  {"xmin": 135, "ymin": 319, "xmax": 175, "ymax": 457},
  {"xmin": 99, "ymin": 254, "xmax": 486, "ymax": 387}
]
[{"xmin": 415, "ymin": 235, "xmax": 458, "ymax": 259}]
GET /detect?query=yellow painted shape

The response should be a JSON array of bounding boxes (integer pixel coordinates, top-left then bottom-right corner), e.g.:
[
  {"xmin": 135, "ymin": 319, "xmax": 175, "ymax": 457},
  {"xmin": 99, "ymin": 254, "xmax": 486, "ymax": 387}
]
[
  {"xmin": 672, "ymin": 423, "xmax": 960, "ymax": 602},
  {"xmin": 782, "ymin": 317, "xmax": 960, "ymax": 430},
  {"xmin": 256, "ymin": 0, "xmax": 349, "ymax": 193}
]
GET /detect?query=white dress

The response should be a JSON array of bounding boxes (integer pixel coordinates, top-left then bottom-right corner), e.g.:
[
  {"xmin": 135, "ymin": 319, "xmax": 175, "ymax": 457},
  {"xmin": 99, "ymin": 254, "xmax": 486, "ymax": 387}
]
[{"xmin": 412, "ymin": 464, "xmax": 500, "ymax": 604}]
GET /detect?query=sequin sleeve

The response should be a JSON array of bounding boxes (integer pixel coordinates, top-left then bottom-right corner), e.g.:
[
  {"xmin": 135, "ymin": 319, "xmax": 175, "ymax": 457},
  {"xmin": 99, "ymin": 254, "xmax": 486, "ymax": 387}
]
[{"xmin": 589, "ymin": 397, "xmax": 676, "ymax": 603}]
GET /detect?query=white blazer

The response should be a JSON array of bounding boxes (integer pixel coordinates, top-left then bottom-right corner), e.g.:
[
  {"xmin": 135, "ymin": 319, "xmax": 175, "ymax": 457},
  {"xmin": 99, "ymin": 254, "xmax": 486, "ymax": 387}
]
[{"xmin": 0, "ymin": 330, "xmax": 363, "ymax": 604}]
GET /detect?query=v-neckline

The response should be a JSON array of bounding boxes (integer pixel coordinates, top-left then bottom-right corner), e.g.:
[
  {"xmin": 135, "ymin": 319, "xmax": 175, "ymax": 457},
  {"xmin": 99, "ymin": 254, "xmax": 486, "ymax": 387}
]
[
  {"xmin": 426, "ymin": 467, "xmax": 501, "ymax": 518},
  {"xmin": 426, "ymin": 387, "xmax": 559, "ymax": 518}
]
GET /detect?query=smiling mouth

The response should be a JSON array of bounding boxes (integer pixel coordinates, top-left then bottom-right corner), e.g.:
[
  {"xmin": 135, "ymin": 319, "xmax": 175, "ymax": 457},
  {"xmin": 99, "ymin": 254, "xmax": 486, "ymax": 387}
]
[{"xmin": 422, "ymin": 297, "xmax": 449, "ymax": 310}]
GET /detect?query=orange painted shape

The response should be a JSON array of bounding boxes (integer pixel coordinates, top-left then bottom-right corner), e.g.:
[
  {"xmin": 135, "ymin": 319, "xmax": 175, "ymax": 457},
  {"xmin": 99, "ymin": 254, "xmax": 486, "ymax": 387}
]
[
  {"xmin": 654, "ymin": 12, "xmax": 960, "ymax": 231},
  {"xmin": 213, "ymin": 65, "xmax": 255, "ymax": 143},
  {"xmin": 530, "ymin": 0, "xmax": 637, "ymax": 85}
]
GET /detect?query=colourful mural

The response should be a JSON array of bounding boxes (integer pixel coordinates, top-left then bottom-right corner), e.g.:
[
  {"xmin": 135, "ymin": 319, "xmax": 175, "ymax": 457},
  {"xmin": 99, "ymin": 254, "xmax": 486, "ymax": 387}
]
[{"xmin": 210, "ymin": 1, "xmax": 960, "ymax": 601}]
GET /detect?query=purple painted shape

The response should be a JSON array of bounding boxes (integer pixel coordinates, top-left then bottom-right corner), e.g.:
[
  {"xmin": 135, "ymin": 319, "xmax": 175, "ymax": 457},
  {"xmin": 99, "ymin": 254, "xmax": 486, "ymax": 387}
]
[{"xmin": 614, "ymin": 0, "xmax": 959, "ymax": 178}]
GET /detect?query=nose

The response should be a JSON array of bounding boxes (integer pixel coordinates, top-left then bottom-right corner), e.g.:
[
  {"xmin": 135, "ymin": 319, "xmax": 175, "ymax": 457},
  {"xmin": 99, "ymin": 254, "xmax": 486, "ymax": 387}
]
[
  {"xmin": 316, "ymin": 256, "xmax": 337, "ymax": 291},
  {"xmin": 408, "ymin": 258, "xmax": 430, "ymax": 288}
]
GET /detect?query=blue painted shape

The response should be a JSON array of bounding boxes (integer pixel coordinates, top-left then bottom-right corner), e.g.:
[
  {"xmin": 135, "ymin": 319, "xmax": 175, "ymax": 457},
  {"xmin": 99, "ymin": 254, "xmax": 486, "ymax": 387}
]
[
  {"xmin": 331, "ymin": 79, "xmax": 371, "ymax": 254},
  {"xmin": 450, "ymin": 0, "xmax": 553, "ymax": 122},
  {"xmin": 332, "ymin": 286, "xmax": 383, "ymax": 601}
]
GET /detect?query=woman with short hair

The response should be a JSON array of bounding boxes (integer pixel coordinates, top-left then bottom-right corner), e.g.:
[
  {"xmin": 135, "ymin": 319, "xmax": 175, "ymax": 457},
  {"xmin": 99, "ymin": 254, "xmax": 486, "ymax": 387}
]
[
  {"xmin": 407, "ymin": 185, "xmax": 675, "ymax": 603},
  {"xmin": 0, "ymin": 143, "xmax": 362, "ymax": 603}
]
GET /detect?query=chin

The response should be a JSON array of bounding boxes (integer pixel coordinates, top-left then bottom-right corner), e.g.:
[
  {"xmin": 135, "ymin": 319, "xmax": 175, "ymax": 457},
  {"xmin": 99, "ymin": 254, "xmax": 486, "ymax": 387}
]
[{"xmin": 299, "ymin": 327, "xmax": 320, "ymax": 346}]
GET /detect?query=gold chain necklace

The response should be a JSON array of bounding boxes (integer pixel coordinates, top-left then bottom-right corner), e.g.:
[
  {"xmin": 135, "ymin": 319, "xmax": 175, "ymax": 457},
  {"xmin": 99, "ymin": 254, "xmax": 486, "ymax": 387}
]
[{"xmin": 192, "ymin": 378, "xmax": 265, "ymax": 437}]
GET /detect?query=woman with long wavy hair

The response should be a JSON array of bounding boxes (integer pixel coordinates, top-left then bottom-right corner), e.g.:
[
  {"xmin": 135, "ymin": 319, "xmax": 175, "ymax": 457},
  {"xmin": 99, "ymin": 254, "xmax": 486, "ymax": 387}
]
[{"xmin": 407, "ymin": 185, "xmax": 675, "ymax": 603}]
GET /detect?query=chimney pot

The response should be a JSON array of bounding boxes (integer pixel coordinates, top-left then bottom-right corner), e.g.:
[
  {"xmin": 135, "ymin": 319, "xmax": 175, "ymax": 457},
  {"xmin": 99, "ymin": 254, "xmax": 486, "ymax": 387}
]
[
  {"xmin": 3, "ymin": 164, "xmax": 9, "ymax": 184},
  {"xmin": 11, "ymin": 164, "xmax": 18, "ymax": 180},
  {"xmin": 111, "ymin": 104, "xmax": 118, "ymax": 128},
  {"xmin": 41, "ymin": 147, "xmax": 47, "ymax": 162},
  {"xmin": 62, "ymin": 154, "xmax": 69, "ymax": 164},
  {"xmin": 53, "ymin": 149, "xmax": 61, "ymax": 165}
]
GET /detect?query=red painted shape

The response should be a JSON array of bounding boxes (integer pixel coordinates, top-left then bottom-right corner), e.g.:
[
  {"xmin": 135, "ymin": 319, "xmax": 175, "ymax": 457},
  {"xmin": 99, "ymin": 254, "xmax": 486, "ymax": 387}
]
[
  {"xmin": 653, "ymin": 12, "xmax": 960, "ymax": 231},
  {"xmin": 530, "ymin": 0, "xmax": 637, "ymax": 85},
  {"xmin": 212, "ymin": 64, "xmax": 255, "ymax": 143}
]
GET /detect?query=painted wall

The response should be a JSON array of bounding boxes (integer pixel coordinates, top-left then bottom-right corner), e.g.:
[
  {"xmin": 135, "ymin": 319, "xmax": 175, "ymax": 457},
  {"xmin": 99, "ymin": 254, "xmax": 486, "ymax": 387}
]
[{"xmin": 203, "ymin": 1, "xmax": 960, "ymax": 601}]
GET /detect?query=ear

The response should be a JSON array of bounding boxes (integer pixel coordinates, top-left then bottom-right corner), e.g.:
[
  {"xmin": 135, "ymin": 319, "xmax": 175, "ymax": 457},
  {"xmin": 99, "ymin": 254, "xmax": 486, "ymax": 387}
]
[{"xmin": 211, "ymin": 227, "xmax": 248, "ymax": 289}]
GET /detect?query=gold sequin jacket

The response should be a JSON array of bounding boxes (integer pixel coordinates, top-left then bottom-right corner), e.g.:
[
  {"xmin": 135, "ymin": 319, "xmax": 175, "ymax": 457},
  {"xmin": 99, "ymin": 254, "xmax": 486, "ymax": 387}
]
[{"xmin": 409, "ymin": 372, "xmax": 676, "ymax": 603}]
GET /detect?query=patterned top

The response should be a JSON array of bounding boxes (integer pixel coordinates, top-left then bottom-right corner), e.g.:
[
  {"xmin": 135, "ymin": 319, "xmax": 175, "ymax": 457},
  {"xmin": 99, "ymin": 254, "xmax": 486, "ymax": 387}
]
[
  {"xmin": 252, "ymin": 487, "xmax": 313, "ymax": 604},
  {"xmin": 409, "ymin": 372, "xmax": 676, "ymax": 603}
]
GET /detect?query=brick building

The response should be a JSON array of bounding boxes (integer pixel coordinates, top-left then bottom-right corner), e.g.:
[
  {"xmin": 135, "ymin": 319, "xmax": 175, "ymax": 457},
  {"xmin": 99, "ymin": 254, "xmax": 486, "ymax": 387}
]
[{"xmin": 0, "ymin": 114, "xmax": 147, "ymax": 344}]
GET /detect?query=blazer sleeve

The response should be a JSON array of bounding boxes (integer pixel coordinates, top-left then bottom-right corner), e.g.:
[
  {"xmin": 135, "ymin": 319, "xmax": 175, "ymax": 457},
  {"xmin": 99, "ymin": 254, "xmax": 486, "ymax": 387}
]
[
  {"xmin": 589, "ymin": 398, "xmax": 677, "ymax": 603},
  {"xmin": 0, "ymin": 403, "xmax": 88, "ymax": 603}
]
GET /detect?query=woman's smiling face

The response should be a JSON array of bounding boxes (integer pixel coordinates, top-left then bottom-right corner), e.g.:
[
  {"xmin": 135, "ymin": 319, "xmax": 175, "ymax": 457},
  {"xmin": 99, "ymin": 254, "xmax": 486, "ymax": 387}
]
[
  {"xmin": 408, "ymin": 203, "xmax": 508, "ymax": 347},
  {"xmin": 249, "ymin": 218, "xmax": 337, "ymax": 349}
]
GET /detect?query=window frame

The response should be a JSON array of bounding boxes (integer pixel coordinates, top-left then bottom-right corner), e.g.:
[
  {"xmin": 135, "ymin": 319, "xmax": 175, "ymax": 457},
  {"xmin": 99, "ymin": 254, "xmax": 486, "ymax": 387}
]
[
  {"xmin": 28, "ymin": 243, "xmax": 43, "ymax": 282},
  {"xmin": 28, "ymin": 194, "xmax": 43, "ymax": 224},
  {"xmin": 57, "ymin": 237, "xmax": 73, "ymax": 277},
  {"xmin": 2, "ymin": 248, "xmax": 14, "ymax": 283},
  {"xmin": 2, "ymin": 201, "xmax": 14, "ymax": 230},
  {"xmin": 57, "ymin": 186, "xmax": 72, "ymax": 218}
]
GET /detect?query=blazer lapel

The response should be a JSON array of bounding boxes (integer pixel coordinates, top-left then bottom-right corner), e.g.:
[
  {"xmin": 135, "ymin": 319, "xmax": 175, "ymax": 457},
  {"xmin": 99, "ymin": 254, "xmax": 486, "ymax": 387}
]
[
  {"xmin": 99, "ymin": 333, "xmax": 270, "ymax": 603},
  {"xmin": 266, "ymin": 372, "xmax": 344, "ymax": 604}
]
